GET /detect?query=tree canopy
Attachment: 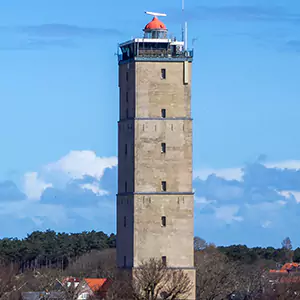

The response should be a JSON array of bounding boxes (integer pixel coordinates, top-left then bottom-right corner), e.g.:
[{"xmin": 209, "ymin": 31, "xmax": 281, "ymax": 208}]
[
  {"xmin": 1, "ymin": 232, "xmax": 300, "ymax": 272},
  {"xmin": 0, "ymin": 230, "xmax": 116, "ymax": 270}
]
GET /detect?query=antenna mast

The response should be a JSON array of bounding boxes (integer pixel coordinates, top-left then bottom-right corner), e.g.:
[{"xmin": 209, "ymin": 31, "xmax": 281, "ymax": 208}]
[{"xmin": 182, "ymin": 0, "xmax": 188, "ymax": 50}]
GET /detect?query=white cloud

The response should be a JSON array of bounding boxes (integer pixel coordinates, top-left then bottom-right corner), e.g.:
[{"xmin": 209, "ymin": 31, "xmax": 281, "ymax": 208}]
[
  {"xmin": 0, "ymin": 150, "xmax": 118, "ymax": 236},
  {"xmin": 195, "ymin": 196, "xmax": 211, "ymax": 204},
  {"xmin": 80, "ymin": 182, "xmax": 109, "ymax": 196},
  {"xmin": 194, "ymin": 167, "xmax": 243, "ymax": 181},
  {"xmin": 45, "ymin": 150, "xmax": 117, "ymax": 180},
  {"xmin": 214, "ymin": 205, "xmax": 243, "ymax": 223},
  {"xmin": 194, "ymin": 159, "xmax": 300, "ymax": 181},
  {"xmin": 261, "ymin": 220, "xmax": 272, "ymax": 228},
  {"xmin": 23, "ymin": 172, "xmax": 52, "ymax": 200},
  {"xmin": 5, "ymin": 153, "xmax": 300, "ymax": 244},
  {"xmin": 266, "ymin": 160, "xmax": 300, "ymax": 170},
  {"xmin": 0, "ymin": 200, "xmax": 67, "ymax": 225},
  {"xmin": 279, "ymin": 190, "xmax": 300, "ymax": 203},
  {"xmin": 292, "ymin": 192, "xmax": 300, "ymax": 203},
  {"xmin": 21, "ymin": 150, "xmax": 117, "ymax": 200}
]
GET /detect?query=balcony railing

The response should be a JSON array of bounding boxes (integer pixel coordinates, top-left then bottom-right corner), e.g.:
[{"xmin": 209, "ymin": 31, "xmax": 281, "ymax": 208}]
[{"xmin": 118, "ymin": 49, "xmax": 193, "ymax": 62}]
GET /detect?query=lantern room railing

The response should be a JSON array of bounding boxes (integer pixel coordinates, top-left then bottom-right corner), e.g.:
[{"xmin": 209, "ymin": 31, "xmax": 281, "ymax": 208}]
[{"xmin": 118, "ymin": 46, "xmax": 193, "ymax": 62}]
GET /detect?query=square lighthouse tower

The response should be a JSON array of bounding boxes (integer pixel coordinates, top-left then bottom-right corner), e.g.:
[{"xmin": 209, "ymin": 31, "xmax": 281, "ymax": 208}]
[{"xmin": 116, "ymin": 11, "xmax": 195, "ymax": 298}]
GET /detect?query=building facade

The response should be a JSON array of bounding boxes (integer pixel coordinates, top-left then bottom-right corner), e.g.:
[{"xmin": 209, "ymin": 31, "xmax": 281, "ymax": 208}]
[{"xmin": 116, "ymin": 13, "xmax": 195, "ymax": 298}]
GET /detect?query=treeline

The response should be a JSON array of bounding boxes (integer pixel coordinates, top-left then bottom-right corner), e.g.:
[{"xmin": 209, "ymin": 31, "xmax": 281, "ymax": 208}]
[
  {"xmin": 0, "ymin": 230, "xmax": 298, "ymax": 271},
  {"xmin": 196, "ymin": 236, "xmax": 297, "ymax": 267},
  {"xmin": 219, "ymin": 245, "xmax": 300, "ymax": 265},
  {"xmin": 218, "ymin": 237, "xmax": 298, "ymax": 265},
  {"xmin": 0, "ymin": 230, "xmax": 116, "ymax": 271}
]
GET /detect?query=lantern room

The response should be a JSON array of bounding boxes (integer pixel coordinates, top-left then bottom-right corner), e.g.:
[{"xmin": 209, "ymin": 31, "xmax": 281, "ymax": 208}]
[{"xmin": 143, "ymin": 16, "xmax": 167, "ymax": 39}]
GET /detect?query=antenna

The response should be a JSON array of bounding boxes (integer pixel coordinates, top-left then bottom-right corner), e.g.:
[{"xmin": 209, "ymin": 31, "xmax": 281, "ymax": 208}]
[
  {"xmin": 182, "ymin": 0, "xmax": 188, "ymax": 50},
  {"xmin": 145, "ymin": 11, "xmax": 167, "ymax": 17},
  {"xmin": 182, "ymin": 0, "xmax": 184, "ymax": 43}
]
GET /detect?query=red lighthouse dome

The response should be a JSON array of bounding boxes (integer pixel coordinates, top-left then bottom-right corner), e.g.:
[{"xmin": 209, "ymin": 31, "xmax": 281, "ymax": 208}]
[{"xmin": 144, "ymin": 17, "xmax": 167, "ymax": 31}]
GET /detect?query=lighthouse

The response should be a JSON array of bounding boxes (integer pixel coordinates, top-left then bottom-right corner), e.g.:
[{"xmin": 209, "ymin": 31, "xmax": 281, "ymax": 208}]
[{"xmin": 116, "ymin": 12, "xmax": 195, "ymax": 299}]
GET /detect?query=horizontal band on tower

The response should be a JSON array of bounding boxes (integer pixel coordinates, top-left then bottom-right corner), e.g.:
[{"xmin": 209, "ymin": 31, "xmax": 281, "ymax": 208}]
[
  {"xmin": 117, "ymin": 192, "xmax": 194, "ymax": 196},
  {"xmin": 118, "ymin": 117, "xmax": 193, "ymax": 122},
  {"xmin": 118, "ymin": 57, "xmax": 193, "ymax": 65}
]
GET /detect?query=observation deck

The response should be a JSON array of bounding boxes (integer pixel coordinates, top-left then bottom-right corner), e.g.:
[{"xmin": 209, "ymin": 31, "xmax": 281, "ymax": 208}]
[
  {"xmin": 118, "ymin": 38, "xmax": 193, "ymax": 64},
  {"xmin": 118, "ymin": 15, "xmax": 193, "ymax": 64}
]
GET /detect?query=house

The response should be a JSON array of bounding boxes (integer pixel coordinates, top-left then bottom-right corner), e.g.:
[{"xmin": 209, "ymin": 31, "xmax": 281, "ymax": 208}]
[
  {"xmin": 57, "ymin": 276, "xmax": 112, "ymax": 299},
  {"xmin": 78, "ymin": 278, "xmax": 112, "ymax": 299},
  {"xmin": 21, "ymin": 277, "xmax": 112, "ymax": 300},
  {"xmin": 60, "ymin": 276, "xmax": 81, "ymax": 288},
  {"xmin": 269, "ymin": 263, "xmax": 300, "ymax": 284},
  {"xmin": 270, "ymin": 262, "xmax": 300, "ymax": 274}
]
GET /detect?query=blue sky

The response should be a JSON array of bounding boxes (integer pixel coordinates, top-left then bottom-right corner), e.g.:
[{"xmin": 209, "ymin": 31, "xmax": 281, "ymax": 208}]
[{"xmin": 0, "ymin": 0, "xmax": 300, "ymax": 248}]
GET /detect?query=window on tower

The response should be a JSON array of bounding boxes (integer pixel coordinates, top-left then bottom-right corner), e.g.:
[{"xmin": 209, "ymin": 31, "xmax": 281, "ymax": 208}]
[
  {"xmin": 162, "ymin": 256, "xmax": 167, "ymax": 266},
  {"xmin": 126, "ymin": 71, "xmax": 129, "ymax": 82},
  {"xmin": 161, "ymin": 109, "xmax": 166, "ymax": 118},
  {"xmin": 161, "ymin": 181, "xmax": 167, "ymax": 192},
  {"xmin": 161, "ymin": 143, "xmax": 166, "ymax": 153},
  {"xmin": 124, "ymin": 216, "xmax": 127, "ymax": 227},
  {"xmin": 125, "ymin": 181, "xmax": 127, "ymax": 192},
  {"xmin": 126, "ymin": 108, "xmax": 129, "ymax": 119},
  {"xmin": 125, "ymin": 144, "xmax": 128, "ymax": 155},
  {"xmin": 124, "ymin": 256, "xmax": 127, "ymax": 267},
  {"xmin": 161, "ymin": 216, "xmax": 166, "ymax": 227},
  {"xmin": 161, "ymin": 68, "xmax": 166, "ymax": 79},
  {"xmin": 126, "ymin": 91, "xmax": 128, "ymax": 103}
]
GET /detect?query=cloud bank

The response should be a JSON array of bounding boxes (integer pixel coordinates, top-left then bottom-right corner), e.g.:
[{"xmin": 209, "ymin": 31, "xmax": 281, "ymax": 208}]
[
  {"xmin": 1, "ymin": 151, "xmax": 300, "ymax": 248},
  {"xmin": 0, "ymin": 150, "xmax": 117, "ymax": 237},
  {"xmin": 194, "ymin": 159, "xmax": 300, "ymax": 247}
]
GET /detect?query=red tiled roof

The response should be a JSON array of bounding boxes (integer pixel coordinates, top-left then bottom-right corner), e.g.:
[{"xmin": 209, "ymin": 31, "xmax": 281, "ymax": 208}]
[
  {"xmin": 282, "ymin": 263, "xmax": 300, "ymax": 270},
  {"xmin": 270, "ymin": 263, "xmax": 300, "ymax": 273},
  {"xmin": 84, "ymin": 278, "xmax": 110, "ymax": 292}
]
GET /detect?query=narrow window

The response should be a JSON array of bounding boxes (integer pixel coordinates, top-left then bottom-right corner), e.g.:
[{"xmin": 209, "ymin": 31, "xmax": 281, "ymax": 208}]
[
  {"xmin": 162, "ymin": 256, "xmax": 167, "ymax": 266},
  {"xmin": 161, "ymin": 68, "xmax": 166, "ymax": 79},
  {"xmin": 126, "ymin": 91, "xmax": 128, "ymax": 103},
  {"xmin": 125, "ymin": 181, "xmax": 127, "ymax": 192},
  {"xmin": 124, "ymin": 256, "xmax": 127, "ymax": 267},
  {"xmin": 126, "ymin": 72, "xmax": 129, "ymax": 82},
  {"xmin": 126, "ymin": 108, "xmax": 129, "ymax": 118},
  {"xmin": 161, "ymin": 143, "xmax": 166, "ymax": 153},
  {"xmin": 161, "ymin": 181, "xmax": 167, "ymax": 192},
  {"xmin": 161, "ymin": 109, "xmax": 166, "ymax": 118},
  {"xmin": 125, "ymin": 144, "xmax": 128, "ymax": 155},
  {"xmin": 124, "ymin": 216, "xmax": 127, "ymax": 227},
  {"xmin": 161, "ymin": 216, "xmax": 166, "ymax": 227}
]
